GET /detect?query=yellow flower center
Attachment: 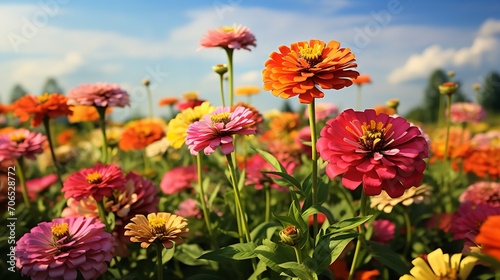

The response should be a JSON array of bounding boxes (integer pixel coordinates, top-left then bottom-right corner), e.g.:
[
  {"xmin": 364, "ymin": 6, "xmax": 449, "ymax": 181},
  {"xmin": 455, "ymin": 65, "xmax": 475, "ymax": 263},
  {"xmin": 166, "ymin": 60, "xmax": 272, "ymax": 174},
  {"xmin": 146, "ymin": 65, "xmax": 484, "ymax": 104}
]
[
  {"xmin": 10, "ymin": 133, "xmax": 26, "ymax": 143},
  {"xmin": 359, "ymin": 120, "xmax": 393, "ymax": 151},
  {"xmin": 210, "ymin": 112, "xmax": 231, "ymax": 124},
  {"xmin": 221, "ymin": 26, "xmax": 234, "ymax": 32},
  {"xmin": 299, "ymin": 43, "xmax": 324, "ymax": 65},
  {"xmin": 149, "ymin": 216, "xmax": 166, "ymax": 235},
  {"xmin": 37, "ymin": 92, "xmax": 50, "ymax": 103},
  {"xmin": 51, "ymin": 222, "xmax": 69, "ymax": 240},
  {"xmin": 86, "ymin": 171, "xmax": 103, "ymax": 184}
]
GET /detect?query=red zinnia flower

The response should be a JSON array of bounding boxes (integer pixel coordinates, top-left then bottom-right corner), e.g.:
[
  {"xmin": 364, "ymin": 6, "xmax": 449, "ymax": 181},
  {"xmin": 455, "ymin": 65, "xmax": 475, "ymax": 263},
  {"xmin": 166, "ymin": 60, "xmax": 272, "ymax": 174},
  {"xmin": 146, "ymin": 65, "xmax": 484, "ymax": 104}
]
[
  {"xmin": 199, "ymin": 24, "xmax": 256, "ymax": 51},
  {"xmin": 317, "ymin": 109, "xmax": 428, "ymax": 197},
  {"xmin": 185, "ymin": 106, "xmax": 256, "ymax": 155},
  {"xmin": 62, "ymin": 163, "xmax": 126, "ymax": 201},
  {"xmin": 263, "ymin": 39, "xmax": 358, "ymax": 104},
  {"xmin": 12, "ymin": 93, "xmax": 72, "ymax": 127}
]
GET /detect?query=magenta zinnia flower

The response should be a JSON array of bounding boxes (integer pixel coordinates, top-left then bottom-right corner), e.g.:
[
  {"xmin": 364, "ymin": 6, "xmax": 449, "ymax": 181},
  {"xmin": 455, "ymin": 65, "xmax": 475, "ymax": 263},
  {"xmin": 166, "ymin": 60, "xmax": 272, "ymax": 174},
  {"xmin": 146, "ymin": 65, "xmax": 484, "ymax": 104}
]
[
  {"xmin": 199, "ymin": 24, "xmax": 256, "ymax": 50},
  {"xmin": 26, "ymin": 173, "xmax": 58, "ymax": 201},
  {"xmin": 67, "ymin": 82, "xmax": 130, "ymax": 108},
  {"xmin": 371, "ymin": 219, "xmax": 395, "ymax": 244},
  {"xmin": 160, "ymin": 165, "xmax": 198, "ymax": 195},
  {"xmin": 185, "ymin": 106, "xmax": 256, "ymax": 155},
  {"xmin": 317, "ymin": 109, "xmax": 429, "ymax": 197},
  {"xmin": 244, "ymin": 153, "xmax": 293, "ymax": 192},
  {"xmin": 459, "ymin": 181, "xmax": 500, "ymax": 207},
  {"xmin": 0, "ymin": 129, "xmax": 46, "ymax": 161},
  {"xmin": 62, "ymin": 163, "xmax": 126, "ymax": 201},
  {"xmin": 16, "ymin": 216, "xmax": 114, "ymax": 280},
  {"xmin": 175, "ymin": 198, "xmax": 202, "ymax": 219}
]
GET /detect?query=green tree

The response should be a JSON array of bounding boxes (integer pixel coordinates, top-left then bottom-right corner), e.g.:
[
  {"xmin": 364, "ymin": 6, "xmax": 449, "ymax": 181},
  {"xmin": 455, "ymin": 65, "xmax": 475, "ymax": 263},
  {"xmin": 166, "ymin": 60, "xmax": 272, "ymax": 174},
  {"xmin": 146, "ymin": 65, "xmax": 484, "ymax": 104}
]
[
  {"xmin": 9, "ymin": 84, "xmax": 27, "ymax": 103},
  {"xmin": 42, "ymin": 77, "xmax": 64, "ymax": 94},
  {"xmin": 479, "ymin": 71, "xmax": 500, "ymax": 113}
]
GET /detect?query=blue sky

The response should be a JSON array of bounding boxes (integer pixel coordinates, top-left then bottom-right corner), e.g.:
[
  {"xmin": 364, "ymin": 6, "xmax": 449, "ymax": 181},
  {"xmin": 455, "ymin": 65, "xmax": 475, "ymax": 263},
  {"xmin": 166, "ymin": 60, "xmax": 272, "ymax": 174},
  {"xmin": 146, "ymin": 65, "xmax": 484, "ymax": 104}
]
[{"xmin": 1, "ymin": 0, "xmax": 500, "ymax": 120}]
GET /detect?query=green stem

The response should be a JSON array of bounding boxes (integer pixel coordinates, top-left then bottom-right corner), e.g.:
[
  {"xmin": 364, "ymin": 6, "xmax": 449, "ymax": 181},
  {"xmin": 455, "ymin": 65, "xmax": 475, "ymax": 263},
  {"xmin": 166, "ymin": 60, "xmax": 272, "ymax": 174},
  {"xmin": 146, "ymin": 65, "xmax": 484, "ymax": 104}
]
[
  {"xmin": 155, "ymin": 242, "xmax": 163, "ymax": 280},
  {"xmin": 16, "ymin": 157, "xmax": 30, "ymax": 209},
  {"xmin": 146, "ymin": 84, "xmax": 154, "ymax": 120},
  {"xmin": 348, "ymin": 191, "xmax": 368, "ymax": 280},
  {"xmin": 225, "ymin": 48, "xmax": 235, "ymax": 107},
  {"xmin": 293, "ymin": 246, "xmax": 303, "ymax": 265},
  {"xmin": 308, "ymin": 100, "xmax": 319, "ymax": 238},
  {"xmin": 143, "ymin": 150, "xmax": 151, "ymax": 175},
  {"xmin": 265, "ymin": 182, "xmax": 271, "ymax": 223},
  {"xmin": 402, "ymin": 207, "xmax": 412, "ymax": 257},
  {"xmin": 218, "ymin": 72, "xmax": 226, "ymax": 107},
  {"xmin": 196, "ymin": 154, "xmax": 217, "ymax": 248},
  {"xmin": 96, "ymin": 200, "xmax": 110, "ymax": 232},
  {"xmin": 42, "ymin": 117, "xmax": 64, "ymax": 188},
  {"xmin": 226, "ymin": 154, "xmax": 251, "ymax": 243},
  {"xmin": 443, "ymin": 95, "xmax": 452, "ymax": 162},
  {"xmin": 96, "ymin": 106, "xmax": 109, "ymax": 164}
]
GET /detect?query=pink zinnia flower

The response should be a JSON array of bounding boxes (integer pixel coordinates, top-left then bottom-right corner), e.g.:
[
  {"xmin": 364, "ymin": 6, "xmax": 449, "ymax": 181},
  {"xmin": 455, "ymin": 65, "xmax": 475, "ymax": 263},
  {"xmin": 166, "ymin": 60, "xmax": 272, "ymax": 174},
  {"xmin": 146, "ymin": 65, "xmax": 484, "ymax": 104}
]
[
  {"xmin": 16, "ymin": 216, "xmax": 114, "ymax": 280},
  {"xmin": 371, "ymin": 219, "xmax": 395, "ymax": 244},
  {"xmin": 0, "ymin": 129, "xmax": 46, "ymax": 161},
  {"xmin": 304, "ymin": 102, "xmax": 338, "ymax": 121},
  {"xmin": 317, "ymin": 109, "xmax": 429, "ymax": 197},
  {"xmin": 448, "ymin": 102, "xmax": 486, "ymax": 123},
  {"xmin": 175, "ymin": 198, "xmax": 202, "ymax": 219},
  {"xmin": 459, "ymin": 181, "xmax": 500, "ymax": 207},
  {"xmin": 185, "ymin": 106, "xmax": 256, "ymax": 155},
  {"xmin": 62, "ymin": 163, "xmax": 126, "ymax": 201},
  {"xmin": 244, "ymin": 153, "xmax": 293, "ymax": 192},
  {"xmin": 26, "ymin": 173, "xmax": 58, "ymax": 201},
  {"xmin": 199, "ymin": 24, "xmax": 256, "ymax": 50},
  {"xmin": 160, "ymin": 165, "xmax": 198, "ymax": 195},
  {"xmin": 449, "ymin": 202, "xmax": 500, "ymax": 253},
  {"xmin": 67, "ymin": 82, "xmax": 130, "ymax": 108}
]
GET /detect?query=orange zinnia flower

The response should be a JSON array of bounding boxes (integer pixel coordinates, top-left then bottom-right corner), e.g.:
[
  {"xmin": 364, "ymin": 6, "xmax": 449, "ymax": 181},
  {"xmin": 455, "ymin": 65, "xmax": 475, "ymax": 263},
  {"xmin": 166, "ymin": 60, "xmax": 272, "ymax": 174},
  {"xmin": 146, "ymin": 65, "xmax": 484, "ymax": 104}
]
[
  {"xmin": 463, "ymin": 147, "xmax": 500, "ymax": 180},
  {"xmin": 12, "ymin": 93, "xmax": 72, "ymax": 127},
  {"xmin": 372, "ymin": 105, "xmax": 395, "ymax": 115},
  {"xmin": 0, "ymin": 104, "xmax": 11, "ymax": 114},
  {"xmin": 68, "ymin": 105, "xmax": 112, "ymax": 123},
  {"xmin": 476, "ymin": 215, "xmax": 500, "ymax": 261},
  {"xmin": 263, "ymin": 39, "xmax": 358, "ymax": 104},
  {"xmin": 158, "ymin": 97, "xmax": 178, "ymax": 107},
  {"xmin": 57, "ymin": 129, "xmax": 76, "ymax": 146},
  {"xmin": 352, "ymin": 74, "xmax": 372, "ymax": 85},
  {"xmin": 118, "ymin": 119, "xmax": 165, "ymax": 151}
]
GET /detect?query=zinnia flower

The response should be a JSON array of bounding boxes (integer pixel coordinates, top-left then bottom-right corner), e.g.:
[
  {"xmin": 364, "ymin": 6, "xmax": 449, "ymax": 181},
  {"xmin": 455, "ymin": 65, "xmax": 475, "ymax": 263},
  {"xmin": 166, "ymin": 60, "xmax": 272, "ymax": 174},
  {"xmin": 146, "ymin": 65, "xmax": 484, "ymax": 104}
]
[
  {"xmin": 244, "ymin": 153, "xmax": 293, "ymax": 192},
  {"xmin": 463, "ymin": 147, "xmax": 500, "ymax": 180},
  {"xmin": 263, "ymin": 39, "xmax": 358, "ymax": 104},
  {"xmin": 68, "ymin": 105, "xmax": 112, "ymax": 123},
  {"xmin": 317, "ymin": 109, "xmax": 428, "ymax": 197},
  {"xmin": 175, "ymin": 198, "xmax": 202, "ymax": 219},
  {"xmin": 167, "ymin": 102, "xmax": 215, "ymax": 149},
  {"xmin": 352, "ymin": 74, "xmax": 372, "ymax": 85},
  {"xmin": 118, "ymin": 119, "xmax": 165, "ymax": 151},
  {"xmin": 176, "ymin": 91, "xmax": 205, "ymax": 111},
  {"xmin": 16, "ymin": 216, "xmax": 114, "ymax": 280},
  {"xmin": 124, "ymin": 212, "xmax": 189, "ymax": 249},
  {"xmin": 303, "ymin": 102, "xmax": 339, "ymax": 121},
  {"xmin": 62, "ymin": 163, "xmax": 126, "ymax": 201},
  {"xmin": 459, "ymin": 181, "xmax": 500, "ymax": 206},
  {"xmin": 185, "ymin": 106, "xmax": 256, "ymax": 155},
  {"xmin": 448, "ymin": 102, "xmax": 486, "ymax": 123},
  {"xmin": 476, "ymin": 215, "xmax": 500, "ymax": 261},
  {"xmin": 160, "ymin": 165, "xmax": 197, "ymax": 195},
  {"xmin": 12, "ymin": 93, "xmax": 72, "ymax": 127},
  {"xmin": 449, "ymin": 202, "xmax": 500, "ymax": 243},
  {"xmin": 199, "ymin": 24, "xmax": 256, "ymax": 50},
  {"xmin": 400, "ymin": 248, "xmax": 476, "ymax": 280},
  {"xmin": 371, "ymin": 219, "xmax": 395, "ymax": 244},
  {"xmin": 26, "ymin": 173, "xmax": 58, "ymax": 201},
  {"xmin": 0, "ymin": 129, "xmax": 46, "ymax": 161},
  {"xmin": 370, "ymin": 184, "xmax": 432, "ymax": 213},
  {"xmin": 235, "ymin": 85, "xmax": 261, "ymax": 96},
  {"xmin": 158, "ymin": 97, "xmax": 178, "ymax": 107},
  {"xmin": 67, "ymin": 82, "xmax": 130, "ymax": 108}
]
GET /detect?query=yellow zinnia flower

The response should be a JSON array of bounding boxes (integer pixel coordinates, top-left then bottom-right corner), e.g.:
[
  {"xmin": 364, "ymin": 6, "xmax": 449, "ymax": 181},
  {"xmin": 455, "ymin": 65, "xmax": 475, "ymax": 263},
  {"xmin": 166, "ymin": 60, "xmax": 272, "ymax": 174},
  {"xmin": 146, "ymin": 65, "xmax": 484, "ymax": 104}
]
[
  {"xmin": 400, "ymin": 248, "xmax": 476, "ymax": 280},
  {"xmin": 166, "ymin": 102, "xmax": 215, "ymax": 149}
]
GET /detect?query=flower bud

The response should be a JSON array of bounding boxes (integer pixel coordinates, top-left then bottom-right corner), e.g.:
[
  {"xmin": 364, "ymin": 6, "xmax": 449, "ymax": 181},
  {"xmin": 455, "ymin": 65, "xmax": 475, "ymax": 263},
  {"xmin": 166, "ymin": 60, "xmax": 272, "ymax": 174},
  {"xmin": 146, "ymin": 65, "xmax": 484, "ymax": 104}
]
[
  {"xmin": 386, "ymin": 98, "xmax": 399, "ymax": 110},
  {"xmin": 438, "ymin": 82, "xmax": 459, "ymax": 96},
  {"xmin": 279, "ymin": 225, "xmax": 301, "ymax": 246},
  {"xmin": 142, "ymin": 79, "xmax": 151, "ymax": 87},
  {"xmin": 447, "ymin": 70, "xmax": 455, "ymax": 78},
  {"xmin": 213, "ymin": 64, "xmax": 228, "ymax": 75},
  {"xmin": 472, "ymin": 83, "xmax": 481, "ymax": 91}
]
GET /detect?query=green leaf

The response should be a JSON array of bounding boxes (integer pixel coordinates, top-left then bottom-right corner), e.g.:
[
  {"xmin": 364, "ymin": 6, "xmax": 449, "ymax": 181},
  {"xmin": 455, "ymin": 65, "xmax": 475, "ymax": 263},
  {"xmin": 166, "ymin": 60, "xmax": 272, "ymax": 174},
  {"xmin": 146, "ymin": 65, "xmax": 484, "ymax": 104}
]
[
  {"xmin": 254, "ymin": 148, "xmax": 302, "ymax": 190},
  {"xmin": 248, "ymin": 260, "xmax": 268, "ymax": 280},
  {"xmin": 254, "ymin": 239, "xmax": 296, "ymax": 274},
  {"xmin": 279, "ymin": 262, "xmax": 318, "ymax": 280},
  {"xmin": 264, "ymin": 171, "xmax": 302, "ymax": 191},
  {"xmin": 162, "ymin": 246, "xmax": 175, "ymax": 263},
  {"xmin": 329, "ymin": 216, "xmax": 373, "ymax": 233},
  {"xmin": 199, "ymin": 242, "xmax": 257, "ymax": 261},
  {"xmin": 175, "ymin": 244, "xmax": 211, "ymax": 266},
  {"xmin": 312, "ymin": 232, "xmax": 357, "ymax": 274},
  {"xmin": 366, "ymin": 241, "xmax": 409, "ymax": 275},
  {"xmin": 250, "ymin": 222, "xmax": 281, "ymax": 242}
]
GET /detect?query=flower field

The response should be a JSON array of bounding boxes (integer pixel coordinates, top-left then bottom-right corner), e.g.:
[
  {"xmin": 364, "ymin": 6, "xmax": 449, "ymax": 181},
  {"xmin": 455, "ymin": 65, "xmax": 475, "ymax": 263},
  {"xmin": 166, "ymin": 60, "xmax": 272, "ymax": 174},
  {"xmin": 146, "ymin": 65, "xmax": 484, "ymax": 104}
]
[{"xmin": 2, "ymin": 24, "xmax": 500, "ymax": 280}]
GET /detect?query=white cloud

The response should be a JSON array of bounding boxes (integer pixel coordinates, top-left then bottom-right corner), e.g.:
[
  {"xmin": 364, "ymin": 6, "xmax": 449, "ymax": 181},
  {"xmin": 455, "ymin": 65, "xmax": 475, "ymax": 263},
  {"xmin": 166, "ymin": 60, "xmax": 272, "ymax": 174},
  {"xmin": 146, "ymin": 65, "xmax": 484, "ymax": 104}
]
[{"xmin": 388, "ymin": 18, "xmax": 500, "ymax": 84}]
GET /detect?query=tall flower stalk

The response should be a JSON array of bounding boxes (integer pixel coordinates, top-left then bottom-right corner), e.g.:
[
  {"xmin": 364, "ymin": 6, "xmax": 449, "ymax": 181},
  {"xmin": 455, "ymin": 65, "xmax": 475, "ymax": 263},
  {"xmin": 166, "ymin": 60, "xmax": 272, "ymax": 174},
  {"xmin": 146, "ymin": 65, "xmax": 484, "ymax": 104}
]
[
  {"xmin": 225, "ymin": 48, "xmax": 235, "ymax": 106},
  {"xmin": 348, "ymin": 191, "xmax": 368, "ymax": 280},
  {"xmin": 96, "ymin": 106, "xmax": 109, "ymax": 164},
  {"xmin": 143, "ymin": 79, "xmax": 154, "ymax": 120},
  {"xmin": 17, "ymin": 157, "xmax": 30, "ymax": 208},
  {"xmin": 308, "ymin": 100, "xmax": 319, "ymax": 237},
  {"xmin": 42, "ymin": 117, "xmax": 64, "ymax": 187},
  {"xmin": 196, "ymin": 154, "xmax": 217, "ymax": 248},
  {"xmin": 155, "ymin": 242, "xmax": 163, "ymax": 280},
  {"xmin": 226, "ymin": 154, "xmax": 251, "ymax": 243},
  {"xmin": 213, "ymin": 64, "xmax": 228, "ymax": 107}
]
